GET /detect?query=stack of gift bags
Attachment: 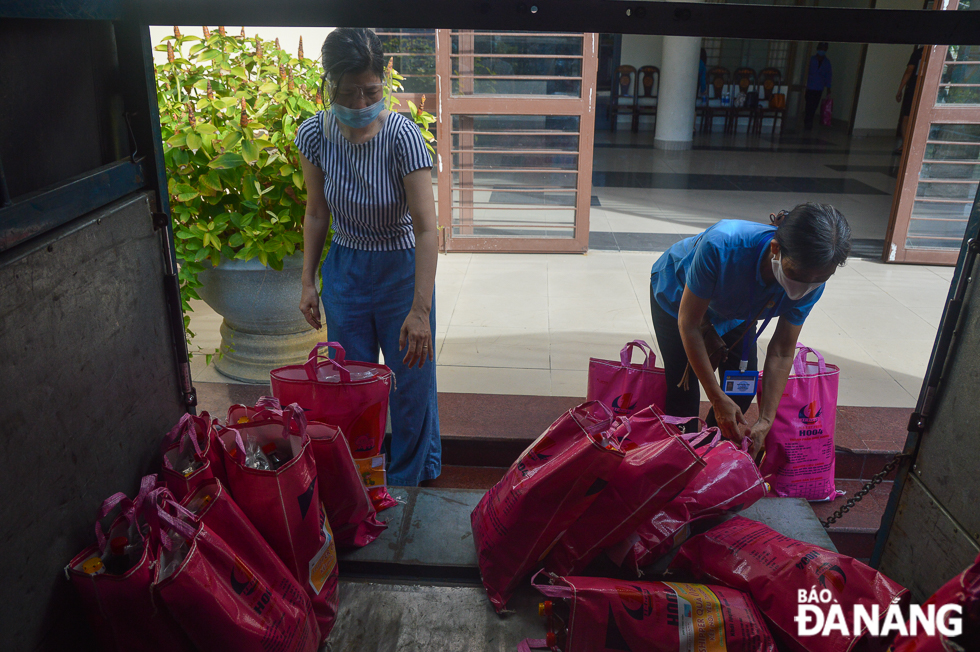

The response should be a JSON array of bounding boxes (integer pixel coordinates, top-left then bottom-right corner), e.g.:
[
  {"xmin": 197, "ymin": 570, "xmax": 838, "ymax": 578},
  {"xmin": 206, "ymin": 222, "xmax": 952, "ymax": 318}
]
[
  {"xmin": 65, "ymin": 342, "xmax": 394, "ymax": 651},
  {"xmin": 474, "ymin": 340, "xmax": 920, "ymax": 652}
]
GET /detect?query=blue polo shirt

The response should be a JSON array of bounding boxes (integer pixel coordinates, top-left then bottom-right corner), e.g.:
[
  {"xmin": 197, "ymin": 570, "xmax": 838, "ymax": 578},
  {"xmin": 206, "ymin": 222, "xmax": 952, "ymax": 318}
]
[{"xmin": 650, "ymin": 220, "xmax": 824, "ymax": 336}]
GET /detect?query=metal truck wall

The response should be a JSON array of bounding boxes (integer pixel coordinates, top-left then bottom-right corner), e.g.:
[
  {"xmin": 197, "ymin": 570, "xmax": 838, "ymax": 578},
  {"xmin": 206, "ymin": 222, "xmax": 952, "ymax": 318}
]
[
  {"xmin": 0, "ymin": 193, "xmax": 184, "ymax": 650},
  {"xmin": 876, "ymin": 229, "xmax": 980, "ymax": 601}
]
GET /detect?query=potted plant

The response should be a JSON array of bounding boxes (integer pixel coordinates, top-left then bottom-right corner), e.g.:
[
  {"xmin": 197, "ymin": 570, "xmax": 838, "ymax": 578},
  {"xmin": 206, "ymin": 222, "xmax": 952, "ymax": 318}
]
[{"xmin": 155, "ymin": 27, "xmax": 435, "ymax": 383}]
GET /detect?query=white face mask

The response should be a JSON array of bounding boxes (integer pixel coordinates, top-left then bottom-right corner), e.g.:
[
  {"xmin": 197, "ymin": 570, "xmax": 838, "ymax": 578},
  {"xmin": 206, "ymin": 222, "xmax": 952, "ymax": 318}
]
[{"xmin": 771, "ymin": 253, "xmax": 823, "ymax": 300}]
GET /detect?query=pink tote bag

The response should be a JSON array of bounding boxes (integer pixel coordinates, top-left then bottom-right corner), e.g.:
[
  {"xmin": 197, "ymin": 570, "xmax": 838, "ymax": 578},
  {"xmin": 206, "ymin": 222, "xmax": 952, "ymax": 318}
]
[
  {"xmin": 160, "ymin": 412, "xmax": 219, "ymax": 502},
  {"xmin": 544, "ymin": 405, "xmax": 705, "ymax": 576},
  {"xmin": 522, "ymin": 572, "xmax": 776, "ymax": 652},
  {"xmin": 587, "ymin": 340, "xmax": 667, "ymax": 417},
  {"xmin": 228, "ymin": 398, "xmax": 386, "ymax": 548},
  {"xmin": 271, "ymin": 342, "xmax": 397, "ymax": 511},
  {"xmin": 759, "ymin": 343, "xmax": 840, "ymax": 502},
  {"xmin": 217, "ymin": 408, "xmax": 339, "ymax": 641},
  {"xmin": 146, "ymin": 486, "xmax": 319, "ymax": 652},
  {"xmin": 470, "ymin": 401, "xmax": 624, "ymax": 612},
  {"xmin": 66, "ymin": 477, "xmax": 194, "ymax": 652},
  {"xmin": 608, "ymin": 431, "xmax": 768, "ymax": 573}
]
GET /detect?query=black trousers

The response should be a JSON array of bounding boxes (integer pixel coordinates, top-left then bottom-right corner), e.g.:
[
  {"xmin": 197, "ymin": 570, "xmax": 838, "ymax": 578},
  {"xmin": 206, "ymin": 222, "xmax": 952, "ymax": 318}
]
[
  {"xmin": 803, "ymin": 89, "xmax": 824, "ymax": 129},
  {"xmin": 650, "ymin": 287, "xmax": 758, "ymax": 428}
]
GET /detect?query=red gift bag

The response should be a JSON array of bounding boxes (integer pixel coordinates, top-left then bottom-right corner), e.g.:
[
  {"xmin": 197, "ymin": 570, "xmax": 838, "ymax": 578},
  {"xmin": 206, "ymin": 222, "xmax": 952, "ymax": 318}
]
[
  {"xmin": 271, "ymin": 341, "xmax": 397, "ymax": 511},
  {"xmin": 672, "ymin": 516, "xmax": 909, "ymax": 652},
  {"xmin": 160, "ymin": 412, "xmax": 220, "ymax": 502},
  {"xmin": 66, "ymin": 476, "xmax": 193, "ymax": 652},
  {"xmin": 146, "ymin": 487, "xmax": 319, "ymax": 652},
  {"xmin": 470, "ymin": 401, "xmax": 624, "ymax": 612},
  {"xmin": 821, "ymin": 97, "xmax": 834, "ymax": 126},
  {"xmin": 889, "ymin": 551, "xmax": 980, "ymax": 652},
  {"xmin": 545, "ymin": 405, "xmax": 705, "ymax": 576},
  {"xmin": 759, "ymin": 344, "xmax": 840, "ymax": 502},
  {"xmin": 523, "ymin": 571, "xmax": 776, "ymax": 652},
  {"xmin": 587, "ymin": 340, "xmax": 667, "ymax": 417},
  {"xmin": 228, "ymin": 398, "xmax": 386, "ymax": 548},
  {"xmin": 217, "ymin": 408, "xmax": 339, "ymax": 640},
  {"xmin": 608, "ymin": 430, "xmax": 768, "ymax": 573}
]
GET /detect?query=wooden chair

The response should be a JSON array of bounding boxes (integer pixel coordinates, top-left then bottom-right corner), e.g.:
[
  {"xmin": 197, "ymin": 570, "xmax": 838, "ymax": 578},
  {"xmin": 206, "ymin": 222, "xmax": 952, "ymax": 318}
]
[
  {"xmin": 753, "ymin": 67, "xmax": 785, "ymax": 135},
  {"xmin": 698, "ymin": 67, "xmax": 730, "ymax": 133},
  {"xmin": 727, "ymin": 67, "xmax": 757, "ymax": 134},
  {"xmin": 609, "ymin": 65, "xmax": 637, "ymax": 132},
  {"xmin": 633, "ymin": 65, "xmax": 659, "ymax": 132}
]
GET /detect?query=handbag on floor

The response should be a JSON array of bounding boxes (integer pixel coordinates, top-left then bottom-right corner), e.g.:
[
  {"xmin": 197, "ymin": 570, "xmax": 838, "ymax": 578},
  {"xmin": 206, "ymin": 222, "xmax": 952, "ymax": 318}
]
[
  {"xmin": 759, "ymin": 344, "xmax": 840, "ymax": 502},
  {"xmin": 672, "ymin": 516, "xmax": 908, "ymax": 652},
  {"xmin": 271, "ymin": 341, "xmax": 397, "ymax": 511},
  {"xmin": 821, "ymin": 97, "xmax": 834, "ymax": 126},
  {"xmin": 66, "ymin": 476, "xmax": 194, "ymax": 652},
  {"xmin": 587, "ymin": 340, "xmax": 667, "ymax": 417},
  {"xmin": 146, "ymin": 485, "xmax": 320, "ymax": 652},
  {"xmin": 544, "ymin": 405, "xmax": 705, "ymax": 576},
  {"xmin": 216, "ymin": 408, "xmax": 339, "ymax": 640},
  {"xmin": 228, "ymin": 398, "xmax": 386, "ymax": 548},
  {"xmin": 470, "ymin": 401, "xmax": 624, "ymax": 612},
  {"xmin": 607, "ymin": 429, "xmax": 768, "ymax": 574},
  {"xmin": 522, "ymin": 571, "xmax": 776, "ymax": 652},
  {"xmin": 160, "ymin": 412, "xmax": 220, "ymax": 502}
]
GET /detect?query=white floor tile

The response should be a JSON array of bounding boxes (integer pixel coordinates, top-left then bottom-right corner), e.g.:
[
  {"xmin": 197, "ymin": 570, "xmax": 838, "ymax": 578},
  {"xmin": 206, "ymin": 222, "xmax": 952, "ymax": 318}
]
[{"xmin": 439, "ymin": 325, "xmax": 551, "ymax": 370}]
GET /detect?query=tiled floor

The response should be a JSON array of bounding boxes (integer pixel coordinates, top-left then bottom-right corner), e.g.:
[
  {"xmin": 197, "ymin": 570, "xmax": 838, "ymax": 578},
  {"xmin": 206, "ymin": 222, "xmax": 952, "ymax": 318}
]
[{"xmin": 188, "ymin": 127, "xmax": 952, "ymax": 409}]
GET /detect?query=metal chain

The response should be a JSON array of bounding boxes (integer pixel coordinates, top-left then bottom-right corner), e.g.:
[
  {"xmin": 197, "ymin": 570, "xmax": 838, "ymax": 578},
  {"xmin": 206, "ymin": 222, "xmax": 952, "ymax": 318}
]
[{"xmin": 820, "ymin": 454, "xmax": 908, "ymax": 528}]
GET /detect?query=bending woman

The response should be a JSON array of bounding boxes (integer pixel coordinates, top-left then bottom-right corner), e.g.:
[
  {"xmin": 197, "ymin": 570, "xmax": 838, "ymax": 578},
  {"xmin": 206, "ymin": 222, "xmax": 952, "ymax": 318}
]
[
  {"xmin": 649, "ymin": 204, "xmax": 850, "ymax": 456},
  {"xmin": 296, "ymin": 28, "xmax": 440, "ymax": 486}
]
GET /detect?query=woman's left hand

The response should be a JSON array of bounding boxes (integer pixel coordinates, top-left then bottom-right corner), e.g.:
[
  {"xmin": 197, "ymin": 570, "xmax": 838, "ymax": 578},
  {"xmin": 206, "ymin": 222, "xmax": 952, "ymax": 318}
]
[
  {"xmin": 399, "ymin": 306, "xmax": 434, "ymax": 369},
  {"xmin": 747, "ymin": 417, "xmax": 773, "ymax": 461}
]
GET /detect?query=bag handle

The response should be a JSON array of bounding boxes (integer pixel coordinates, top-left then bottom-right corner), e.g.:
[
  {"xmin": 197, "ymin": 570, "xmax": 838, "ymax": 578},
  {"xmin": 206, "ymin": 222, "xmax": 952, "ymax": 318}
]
[
  {"xmin": 161, "ymin": 413, "xmax": 195, "ymax": 452},
  {"xmin": 304, "ymin": 341, "xmax": 352, "ymax": 382},
  {"xmin": 93, "ymin": 474, "xmax": 160, "ymax": 550},
  {"xmin": 161, "ymin": 417, "xmax": 205, "ymax": 471},
  {"xmin": 620, "ymin": 339, "xmax": 655, "ymax": 369},
  {"xmin": 680, "ymin": 426, "xmax": 724, "ymax": 449},
  {"xmin": 141, "ymin": 486, "xmax": 198, "ymax": 550},
  {"xmin": 530, "ymin": 569, "xmax": 574, "ymax": 600},
  {"xmin": 662, "ymin": 414, "xmax": 708, "ymax": 432},
  {"xmin": 793, "ymin": 343, "xmax": 828, "ymax": 376}
]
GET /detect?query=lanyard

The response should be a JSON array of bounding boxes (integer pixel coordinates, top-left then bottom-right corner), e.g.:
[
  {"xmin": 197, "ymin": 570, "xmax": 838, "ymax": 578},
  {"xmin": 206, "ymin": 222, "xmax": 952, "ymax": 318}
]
[{"xmin": 739, "ymin": 236, "xmax": 782, "ymax": 371}]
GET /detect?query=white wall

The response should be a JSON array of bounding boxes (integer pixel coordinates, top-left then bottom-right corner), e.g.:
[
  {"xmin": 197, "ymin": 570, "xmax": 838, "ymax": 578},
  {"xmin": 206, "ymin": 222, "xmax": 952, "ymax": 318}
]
[
  {"xmin": 616, "ymin": 34, "xmax": 666, "ymax": 130},
  {"xmin": 827, "ymin": 41, "xmax": 864, "ymax": 124},
  {"xmin": 851, "ymin": 0, "xmax": 923, "ymax": 134}
]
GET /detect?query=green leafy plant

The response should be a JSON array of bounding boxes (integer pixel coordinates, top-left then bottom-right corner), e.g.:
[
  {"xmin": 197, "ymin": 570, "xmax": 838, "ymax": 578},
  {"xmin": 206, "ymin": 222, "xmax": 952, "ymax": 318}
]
[{"xmin": 155, "ymin": 27, "xmax": 435, "ymax": 361}]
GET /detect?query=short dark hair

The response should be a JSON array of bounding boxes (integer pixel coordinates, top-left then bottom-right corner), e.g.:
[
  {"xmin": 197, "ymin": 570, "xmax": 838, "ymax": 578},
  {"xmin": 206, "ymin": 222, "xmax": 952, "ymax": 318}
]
[
  {"xmin": 320, "ymin": 28, "xmax": 385, "ymax": 87},
  {"xmin": 774, "ymin": 202, "xmax": 851, "ymax": 269},
  {"xmin": 817, "ymin": 42, "xmax": 829, "ymax": 51}
]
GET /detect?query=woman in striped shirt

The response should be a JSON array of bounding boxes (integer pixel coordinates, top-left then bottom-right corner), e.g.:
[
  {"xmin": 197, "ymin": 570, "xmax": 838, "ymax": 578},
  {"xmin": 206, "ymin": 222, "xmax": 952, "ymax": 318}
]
[{"xmin": 296, "ymin": 28, "xmax": 440, "ymax": 487}]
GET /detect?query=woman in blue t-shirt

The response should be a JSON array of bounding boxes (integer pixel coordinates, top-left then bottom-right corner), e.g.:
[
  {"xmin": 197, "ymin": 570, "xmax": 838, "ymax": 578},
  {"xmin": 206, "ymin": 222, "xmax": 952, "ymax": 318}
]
[
  {"xmin": 649, "ymin": 204, "xmax": 851, "ymax": 456},
  {"xmin": 295, "ymin": 28, "xmax": 440, "ymax": 487}
]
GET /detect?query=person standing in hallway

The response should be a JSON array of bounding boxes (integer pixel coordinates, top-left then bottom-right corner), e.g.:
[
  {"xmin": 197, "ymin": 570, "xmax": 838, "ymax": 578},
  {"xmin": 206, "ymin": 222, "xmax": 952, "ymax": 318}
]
[
  {"xmin": 895, "ymin": 45, "xmax": 925, "ymax": 154},
  {"xmin": 649, "ymin": 205, "xmax": 851, "ymax": 456},
  {"xmin": 296, "ymin": 28, "xmax": 441, "ymax": 487},
  {"xmin": 803, "ymin": 43, "xmax": 832, "ymax": 130}
]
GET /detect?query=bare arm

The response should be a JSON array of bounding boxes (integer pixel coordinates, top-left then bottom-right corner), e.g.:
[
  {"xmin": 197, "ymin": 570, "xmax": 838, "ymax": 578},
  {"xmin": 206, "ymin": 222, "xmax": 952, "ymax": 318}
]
[
  {"xmin": 299, "ymin": 152, "xmax": 331, "ymax": 330},
  {"xmin": 748, "ymin": 317, "xmax": 803, "ymax": 457},
  {"xmin": 678, "ymin": 287, "xmax": 748, "ymax": 442},
  {"xmin": 896, "ymin": 64, "xmax": 915, "ymax": 101},
  {"xmin": 400, "ymin": 166, "xmax": 438, "ymax": 368}
]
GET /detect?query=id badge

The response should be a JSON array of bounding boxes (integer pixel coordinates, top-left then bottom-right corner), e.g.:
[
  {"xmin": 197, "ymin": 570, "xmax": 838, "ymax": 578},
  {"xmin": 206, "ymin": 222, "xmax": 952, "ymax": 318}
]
[{"xmin": 723, "ymin": 370, "xmax": 759, "ymax": 396}]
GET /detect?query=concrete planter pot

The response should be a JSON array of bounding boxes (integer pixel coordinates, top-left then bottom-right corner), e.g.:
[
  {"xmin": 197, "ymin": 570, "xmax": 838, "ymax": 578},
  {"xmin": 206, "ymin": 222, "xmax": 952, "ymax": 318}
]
[{"xmin": 197, "ymin": 253, "xmax": 325, "ymax": 384}]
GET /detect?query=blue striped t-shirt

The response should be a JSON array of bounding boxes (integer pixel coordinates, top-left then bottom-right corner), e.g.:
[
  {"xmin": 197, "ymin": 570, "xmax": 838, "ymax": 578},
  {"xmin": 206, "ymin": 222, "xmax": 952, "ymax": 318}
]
[{"xmin": 295, "ymin": 110, "xmax": 433, "ymax": 251}]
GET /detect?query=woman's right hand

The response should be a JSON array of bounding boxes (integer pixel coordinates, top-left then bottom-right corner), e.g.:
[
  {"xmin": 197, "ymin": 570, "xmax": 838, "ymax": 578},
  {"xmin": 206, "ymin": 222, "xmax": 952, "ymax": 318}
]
[
  {"xmin": 299, "ymin": 284, "xmax": 322, "ymax": 330},
  {"xmin": 711, "ymin": 393, "xmax": 749, "ymax": 444}
]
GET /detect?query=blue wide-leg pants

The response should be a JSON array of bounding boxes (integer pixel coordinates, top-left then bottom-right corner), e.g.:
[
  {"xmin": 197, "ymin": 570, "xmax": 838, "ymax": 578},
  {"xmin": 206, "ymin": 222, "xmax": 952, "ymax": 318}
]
[{"xmin": 320, "ymin": 243, "xmax": 441, "ymax": 486}]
